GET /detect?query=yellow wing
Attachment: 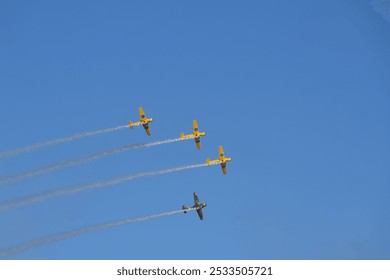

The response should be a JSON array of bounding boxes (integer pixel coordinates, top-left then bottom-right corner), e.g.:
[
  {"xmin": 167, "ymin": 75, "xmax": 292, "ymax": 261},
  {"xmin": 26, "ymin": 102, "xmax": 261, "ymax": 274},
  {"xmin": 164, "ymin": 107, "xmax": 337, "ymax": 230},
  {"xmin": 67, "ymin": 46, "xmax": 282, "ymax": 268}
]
[
  {"xmin": 143, "ymin": 124, "xmax": 151, "ymax": 136},
  {"xmin": 219, "ymin": 146, "xmax": 225, "ymax": 160},
  {"xmin": 139, "ymin": 107, "xmax": 146, "ymax": 121},
  {"xmin": 193, "ymin": 120, "xmax": 203, "ymax": 149},
  {"xmin": 195, "ymin": 139, "xmax": 201, "ymax": 150},
  {"xmin": 193, "ymin": 120, "xmax": 199, "ymax": 134},
  {"xmin": 221, "ymin": 162, "xmax": 227, "ymax": 174}
]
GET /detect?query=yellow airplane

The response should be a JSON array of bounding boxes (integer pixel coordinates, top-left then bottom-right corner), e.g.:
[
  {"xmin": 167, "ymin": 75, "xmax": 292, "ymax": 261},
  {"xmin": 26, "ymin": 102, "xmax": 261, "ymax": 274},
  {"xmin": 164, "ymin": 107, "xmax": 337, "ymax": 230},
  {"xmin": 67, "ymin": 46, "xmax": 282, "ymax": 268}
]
[
  {"xmin": 180, "ymin": 120, "xmax": 206, "ymax": 150},
  {"xmin": 128, "ymin": 107, "xmax": 154, "ymax": 136},
  {"xmin": 206, "ymin": 146, "xmax": 232, "ymax": 174}
]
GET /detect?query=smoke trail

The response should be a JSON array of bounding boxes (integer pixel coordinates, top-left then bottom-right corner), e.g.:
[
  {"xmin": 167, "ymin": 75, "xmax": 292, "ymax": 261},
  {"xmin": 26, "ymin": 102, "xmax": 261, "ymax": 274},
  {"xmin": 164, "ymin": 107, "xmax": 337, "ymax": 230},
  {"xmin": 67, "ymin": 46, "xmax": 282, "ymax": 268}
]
[
  {"xmin": 0, "ymin": 137, "xmax": 189, "ymax": 186},
  {"xmin": 0, "ymin": 163, "xmax": 210, "ymax": 212},
  {"xmin": 0, "ymin": 124, "xmax": 130, "ymax": 159},
  {"xmin": 0, "ymin": 208, "xmax": 196, "ymax": 258},
  {"xmin": 371, "ymin": 0, "xmax": 390, "ymax": 23}
]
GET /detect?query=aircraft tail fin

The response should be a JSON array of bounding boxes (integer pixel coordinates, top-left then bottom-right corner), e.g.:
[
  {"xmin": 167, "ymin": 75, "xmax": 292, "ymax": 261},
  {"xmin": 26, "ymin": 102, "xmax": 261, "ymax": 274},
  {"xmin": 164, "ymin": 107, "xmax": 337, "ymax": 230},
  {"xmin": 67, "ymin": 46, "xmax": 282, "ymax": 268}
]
[
  {"xmin": 180, "ymin": 132, "xmax": 185, "ymax": 138},
  {"xmin": 182, "ymin": 205, "xmax": 188, "ymax": 214},
  {"xmin": 206, "ymin": 158, "xmax": 211, "ymax": 165},
  {"xmin": 128, "ymin": 121, "xmax": 134, "ymax": 129}
]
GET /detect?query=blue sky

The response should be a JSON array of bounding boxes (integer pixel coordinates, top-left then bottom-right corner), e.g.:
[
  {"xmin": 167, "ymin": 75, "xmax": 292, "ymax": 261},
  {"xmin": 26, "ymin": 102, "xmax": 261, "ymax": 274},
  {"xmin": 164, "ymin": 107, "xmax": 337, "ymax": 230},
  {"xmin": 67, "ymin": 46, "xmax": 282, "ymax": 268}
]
[{"xmin": 0, "ymin": 0, "xmax": 389, "ymax": 259}]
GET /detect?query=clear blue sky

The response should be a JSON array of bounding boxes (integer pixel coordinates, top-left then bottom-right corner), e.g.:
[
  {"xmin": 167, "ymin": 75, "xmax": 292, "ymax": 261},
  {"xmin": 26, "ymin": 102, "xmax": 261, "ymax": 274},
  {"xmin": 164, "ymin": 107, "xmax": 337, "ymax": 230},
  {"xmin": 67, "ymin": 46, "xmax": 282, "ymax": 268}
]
[{"xmin": 0, "ymin": 0, "xmax": 389, "ymax": 259}]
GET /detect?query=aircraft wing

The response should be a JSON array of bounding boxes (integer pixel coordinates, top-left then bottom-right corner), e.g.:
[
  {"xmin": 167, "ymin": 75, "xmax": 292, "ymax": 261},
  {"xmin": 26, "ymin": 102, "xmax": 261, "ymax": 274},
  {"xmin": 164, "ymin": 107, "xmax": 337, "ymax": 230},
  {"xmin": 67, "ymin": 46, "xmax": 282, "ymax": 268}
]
[
  {"xmin": 221, "ymin": 162, "xmax": 227, "ymax": 174},
  {"xmin": 142, "ymin": 124, "xmax": 151, "ymax": 136},
  {"xmin": 193, "ymin": 192, "xmax": 201, "ymax": 206},
  {"xmin": 196, "ymin": 208, "xmax": 204, "ymax": 220},
  {"xmin": 195, "ymin": 138, "xmax": 201, "ymax": 150},
  {"xmin": 139, "ymin": 107, "xmax": 147, "ymax": 121},
  {"xmin": 193, "ymin": 120, "xmax": 199, "ymax": 134},
  {"xmin": 219, "ymin": 146, "xmax": 225, "ymax": 160},
  {"xmin": 193, "ymin": 120, "xmax": 201, "ymax": 149}
]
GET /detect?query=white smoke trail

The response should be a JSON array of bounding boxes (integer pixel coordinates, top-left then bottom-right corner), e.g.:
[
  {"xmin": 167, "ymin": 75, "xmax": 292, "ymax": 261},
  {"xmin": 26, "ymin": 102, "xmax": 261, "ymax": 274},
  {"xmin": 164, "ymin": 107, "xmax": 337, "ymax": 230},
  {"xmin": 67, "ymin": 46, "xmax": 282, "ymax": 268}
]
[
  {"xmin": 0, "ymin": 137, "xmax": 188, "ymax": 186},
  {"xmin": 0, "ymin": 124, "xmax": 129, "ymax": 159},
  {"xmin": 371, "ymin": 0, "xmax": 390, "ymax": 23},
  {"xmin": 0, "ymin": 163, "xmax": 209, "ymax": 212},
  {"xmin": 0, "ymin": 208, "xmax": 196, "ymax": 258}
]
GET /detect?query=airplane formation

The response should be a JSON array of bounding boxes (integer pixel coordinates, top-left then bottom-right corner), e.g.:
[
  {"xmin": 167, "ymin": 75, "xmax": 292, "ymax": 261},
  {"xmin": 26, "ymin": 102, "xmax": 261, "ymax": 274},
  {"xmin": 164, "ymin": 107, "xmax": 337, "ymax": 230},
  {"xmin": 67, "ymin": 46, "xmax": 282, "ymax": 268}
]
[
  {"xmin": 0, "ymin": 105, "xmax": 233, "ymax": 257},
  {"xmin": 128, "ymin": 107, "xmax": 232, "ymax": 220}
]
